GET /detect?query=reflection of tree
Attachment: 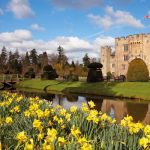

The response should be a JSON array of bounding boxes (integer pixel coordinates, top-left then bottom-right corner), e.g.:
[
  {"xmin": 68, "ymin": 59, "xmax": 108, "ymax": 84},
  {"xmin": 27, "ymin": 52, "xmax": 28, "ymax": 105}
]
[
  {"xmin": 126, "ymin": 102, "xmax": 148, "ymax": 122},
  {"xmin": 57, "ymin": 95, "xmax": 64, "ymax": 105},
  {"xmin": 86, "ymin": 97, "xmax": 103, "ymax": 111},
  {"xmin": 66, "ymin": 95, "xmax": 78, "ymax": 102},
  {"xmin": 40, "ymin": 93, "xmax": 55, "ymax": 101}
]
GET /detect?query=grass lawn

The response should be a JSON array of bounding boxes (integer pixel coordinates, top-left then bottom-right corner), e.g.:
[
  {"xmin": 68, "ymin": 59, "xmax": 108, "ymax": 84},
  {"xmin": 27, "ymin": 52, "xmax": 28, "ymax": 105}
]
[{"xmin": 17, "ymin": 79, "xmax": 150, "ymax": 100}]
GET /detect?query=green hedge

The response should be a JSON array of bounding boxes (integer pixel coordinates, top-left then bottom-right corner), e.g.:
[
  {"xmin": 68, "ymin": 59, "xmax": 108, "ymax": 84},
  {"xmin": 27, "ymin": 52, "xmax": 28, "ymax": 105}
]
[{"xmin": 127, "ymin": 58, "xmax": 149, "ymax": 82}]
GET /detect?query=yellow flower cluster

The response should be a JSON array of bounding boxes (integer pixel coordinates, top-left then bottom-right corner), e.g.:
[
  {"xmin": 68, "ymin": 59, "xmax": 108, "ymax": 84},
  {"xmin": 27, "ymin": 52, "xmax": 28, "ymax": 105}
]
[
  {"xmin": 139, "ymin": 125, "xmax": 150, "ymax": 149},
  {"xmin": 0, "ymin": 92, "xmax": 150, "ymax": 150},
  {"xmin": 121, "ymin": 115, "xmax": 144, "ymax": 135}
]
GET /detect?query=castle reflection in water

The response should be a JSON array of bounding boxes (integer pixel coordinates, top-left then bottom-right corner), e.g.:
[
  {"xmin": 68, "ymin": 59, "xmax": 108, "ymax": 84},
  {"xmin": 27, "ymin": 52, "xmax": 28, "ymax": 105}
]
[{"xmin": 52, "ymin": 95, "xmax": 150, "ymax": 124}]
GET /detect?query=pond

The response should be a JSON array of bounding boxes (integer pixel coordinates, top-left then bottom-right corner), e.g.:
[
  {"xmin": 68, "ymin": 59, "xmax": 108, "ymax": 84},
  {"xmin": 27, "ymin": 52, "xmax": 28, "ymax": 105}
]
[{"xmin": 15, "ymin": 90, "xmax": 150, "ymax": 124}]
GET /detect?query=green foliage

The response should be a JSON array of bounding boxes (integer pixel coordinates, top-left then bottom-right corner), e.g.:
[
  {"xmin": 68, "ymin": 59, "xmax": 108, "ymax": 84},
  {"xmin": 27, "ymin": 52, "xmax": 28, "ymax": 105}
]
[
  {"xmin": 67, "ymin": 74, "xmax": 79, "ymax": 81},
  {"xmin": 30, "ymin": 49, "xmax": 38, "ymax": 64},
  {"xmin": 57, "ymin": 46, "xmax": 68, "ymax": 65},
  {"xmin": 24, "ymin": 68, "xmax": 35, "ymax": 78},
  {"xmin": 107, "ymin": 72, "xmax": 113, "ymax": 79},
  {"xmin": 83, "ymin": 53, "xmax": 90, "ymax": 67},
  {"xmin": 41, "ymin": 65, "xmax": 58, "ymax": 80},
  {"xmin": 127, "ymin": 58, "xmax": 149, "ymax": 82}
]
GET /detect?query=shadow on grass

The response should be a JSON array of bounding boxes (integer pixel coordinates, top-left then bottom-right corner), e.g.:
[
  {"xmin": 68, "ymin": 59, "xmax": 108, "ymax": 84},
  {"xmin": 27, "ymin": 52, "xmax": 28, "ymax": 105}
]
[{"xmin": 43, "ymin": 81, "xmax": 65, "ymax": 91}]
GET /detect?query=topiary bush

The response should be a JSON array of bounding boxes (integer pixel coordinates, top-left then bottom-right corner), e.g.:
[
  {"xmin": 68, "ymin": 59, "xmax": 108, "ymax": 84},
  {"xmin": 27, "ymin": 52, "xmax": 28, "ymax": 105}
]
[
  {"xmin": 127, "ymin": 58, "xmax": 149, "ymax": 82},
  {"xmin": 41, "ymin": 65, "xmax": 58, "ymax": 80},
  {"xmin": 87, "ymin": 62, "xmax": 103, "ymax": 82}
]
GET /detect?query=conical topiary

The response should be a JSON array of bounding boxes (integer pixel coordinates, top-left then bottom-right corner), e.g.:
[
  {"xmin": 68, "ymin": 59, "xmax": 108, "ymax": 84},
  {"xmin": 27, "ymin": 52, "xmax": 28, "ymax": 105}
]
[{"xmin": 127, "ymin": 58, "xmax": 149, "ymax": 82}]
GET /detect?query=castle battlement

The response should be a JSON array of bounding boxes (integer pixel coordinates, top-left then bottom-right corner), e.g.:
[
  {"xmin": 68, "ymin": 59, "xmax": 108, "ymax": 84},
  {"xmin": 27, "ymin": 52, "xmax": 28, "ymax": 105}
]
[{"xmin": 116, "ymin": 33, "xmax": 150, "ymax": 41}]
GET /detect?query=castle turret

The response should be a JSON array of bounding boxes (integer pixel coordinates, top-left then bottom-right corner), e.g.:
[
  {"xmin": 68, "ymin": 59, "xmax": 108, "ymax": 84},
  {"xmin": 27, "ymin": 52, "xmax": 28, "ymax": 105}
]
[{"xmin": 101, "ymin": 46, "xmax": 112, "ymax": 76}]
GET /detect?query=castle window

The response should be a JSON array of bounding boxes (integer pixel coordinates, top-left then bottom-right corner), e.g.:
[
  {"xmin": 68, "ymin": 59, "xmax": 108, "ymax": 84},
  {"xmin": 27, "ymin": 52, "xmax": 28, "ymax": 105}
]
[
  {"xmin": 112, "ymin": 64, "xmax": 115, "ymax": 68},
  {"xmin": 121, "ymin": 64, "xmax": 126, "ymax": 70},
  {"xmin": 124, "ymin": 55, "xmax": 129, "ymax": 61},
  {"xmin": 124, "ymin": 44, "xmax": 128, "ymax": 51}
]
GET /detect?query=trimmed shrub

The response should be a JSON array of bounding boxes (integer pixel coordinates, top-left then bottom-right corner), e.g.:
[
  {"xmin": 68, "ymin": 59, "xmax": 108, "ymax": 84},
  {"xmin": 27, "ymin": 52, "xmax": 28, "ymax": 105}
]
[
  {"xmin": 66, "ymin": 74, "xmax": 79, "ymax": 81},
  {"xmin": 87, "ymin": 62, "xmax": 103, "ymax": 82},
  {"xmin": 87, "ymin": 62, "xmax": 103, "ymax": 69},
  {"xmin": 41, "ymin": 65, "xmax": 58, "ymax": 80},
  {"xmin": 127, "ymin": 58, "xmax": 149, "ymax": 82}
]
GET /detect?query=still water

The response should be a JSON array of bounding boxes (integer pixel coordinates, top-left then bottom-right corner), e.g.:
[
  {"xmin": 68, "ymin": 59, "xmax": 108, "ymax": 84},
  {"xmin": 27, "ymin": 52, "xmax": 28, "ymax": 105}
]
[{"xmin": 17, "ymin": 90, "xmax": 150, "ymax": 124}]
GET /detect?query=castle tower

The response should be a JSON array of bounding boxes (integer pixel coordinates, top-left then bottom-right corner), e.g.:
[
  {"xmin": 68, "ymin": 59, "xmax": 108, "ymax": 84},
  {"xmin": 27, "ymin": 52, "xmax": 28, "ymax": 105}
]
[{"xmin": 101, "ymin": 46, "xmax": 112, "ymax": 76}]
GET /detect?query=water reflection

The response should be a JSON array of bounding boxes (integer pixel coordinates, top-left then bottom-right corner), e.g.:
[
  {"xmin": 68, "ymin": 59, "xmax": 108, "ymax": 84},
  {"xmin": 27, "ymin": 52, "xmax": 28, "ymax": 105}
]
[
  {"xmin": 17, "ymin": 90, "xmax": 150, "ymax": 124},
  {"xmin": 52, "ymin": 95, "xmax": 88, "ymax": 109},
  {"xmin": 126, "ymin": 102, "xmax": 148, "ymax": 122}
]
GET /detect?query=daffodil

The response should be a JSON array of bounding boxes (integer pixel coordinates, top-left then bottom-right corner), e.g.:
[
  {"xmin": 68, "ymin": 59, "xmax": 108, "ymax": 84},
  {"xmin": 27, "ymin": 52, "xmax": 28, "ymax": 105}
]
[
  {"xmin": 70, "ymin": 106, "xmax": 77, "ymax": 113},
  {"xmin": 33, "ymin": 119, "xmax": 42, "ymax": 131},
  {"xmin": 144, "ymin": 125, "xmax": 150, "ymax": 136},
  {"xmin": 65, "ymin": 113, "xmax": 71, "ymax": 122},
  {"xmin": 24, "ymin": 138, "xmax": 34, "ymax": 150},
  {"xmin": 139, "ymin": 137, "xmax": 149, "ymax": 149},
  {"xmin": 16, "ymin": 131, "xmax": 28, "ymax": 143},
  {"xmin": 46, "ymin": 128, "xmax": 57, "ymax": 143},
  {"xmin": 81, "ymin": 143, "xmax": 92, "ymax": 150},
  {"xmin": 71, "ymin": 125, "xmax": 81, "ymax": 138},
  {"xmin": 58, "ymin": 137, "xmax": 66, "ymax": 145},
  {"xmin": 37, "ymin": 133, "xmax": 44, "ymax": 141},
  {"xmin": 5, "ymin": 117, "xmax": 13, "ymax": 124},
  {"xmin": 24, "ymin": 110, "xmax": 31, "ymax": 117},
  {"xmin": 88, "ymin": 100, "xmax": 95, "ymax": 108},
  {"xmin": 78, "ymin": 137, "xmax": 87, "ymax": 144}
]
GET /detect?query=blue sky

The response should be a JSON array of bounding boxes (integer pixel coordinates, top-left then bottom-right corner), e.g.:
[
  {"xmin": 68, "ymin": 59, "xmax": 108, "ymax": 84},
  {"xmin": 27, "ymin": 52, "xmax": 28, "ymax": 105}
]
[{"xmin": 0, "ymin": 0, "xmax": 150, "ymax": 61}]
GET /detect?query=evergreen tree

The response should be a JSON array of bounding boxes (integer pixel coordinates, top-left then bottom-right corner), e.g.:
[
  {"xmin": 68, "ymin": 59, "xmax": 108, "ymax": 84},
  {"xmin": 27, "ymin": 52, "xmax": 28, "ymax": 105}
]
[
  {"xmin": 8, "ymin": 50, "xmax": 22, "ymax": 74},
  {"xmin": 30, "ymin": 49, "xmax": 37, "ymax": 64},
  {"xmin": 0, "ymin": 46, "xmax": 7, "ymax": 73},
  {"xmin": 24, "ymin": 52, "xmax": 30, "ymax": 65},
  {"xmin": 57, "ymin": 46, "xmax": 68, "ymax": 64},
  {"xmin": 8, "ymin": 51, "xmax": 14, "ymax": 72},
  {"xmin": 71, "ymin": 61, "xmax": 76, "ymax": 68},
  {"xmin": 42, "ymin": 51, "xmax": 49, "ymax": 66},
  {"xmin": 83, "ymin": 53, "xmax": 90, "ymax": 67}
]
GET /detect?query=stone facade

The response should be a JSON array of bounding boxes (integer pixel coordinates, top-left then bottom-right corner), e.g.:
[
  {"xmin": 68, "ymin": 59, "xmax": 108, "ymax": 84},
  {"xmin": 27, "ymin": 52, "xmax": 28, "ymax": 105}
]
[{"xmin": 101, "ymin": 33, "xmax": 150, "ymax": 76}]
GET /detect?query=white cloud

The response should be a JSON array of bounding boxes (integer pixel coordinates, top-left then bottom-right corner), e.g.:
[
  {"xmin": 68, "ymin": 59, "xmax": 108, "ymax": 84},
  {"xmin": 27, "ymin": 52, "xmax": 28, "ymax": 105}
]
[
  {"xmin": 88, "ymin": 14, "xmax": 113, "ymax": 30},
  {"xmin": 0, "ymin": 29, "xmax": 32, "ymax": 42},
  {"xmin": 51, "ymin": 0, "xmax": 103, "ymax": 9},
  {"xmin": 8, "ymin": 0, "xmax": 34, "ymax": 19},
  {"xmin": 30, "ymin": 24, "xmax": 45, "ymax": 31},
  {"xmin": 0, "ymin": 29, "xmax": 115, "ymax": 61},
  {"xmin": 0, "ymin": 8, "xmax": 4, "ymax": 15},
  {"xmin": 88, "ymin": 6, "xmax": 144, "ymax": 30}
]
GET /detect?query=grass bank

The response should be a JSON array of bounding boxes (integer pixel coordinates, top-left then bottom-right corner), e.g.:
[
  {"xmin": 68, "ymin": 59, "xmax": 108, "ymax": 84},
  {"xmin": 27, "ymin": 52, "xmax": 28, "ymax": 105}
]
[{"xmin": 17, "ymin": 79, "xmax": 150, "ymax": 100}]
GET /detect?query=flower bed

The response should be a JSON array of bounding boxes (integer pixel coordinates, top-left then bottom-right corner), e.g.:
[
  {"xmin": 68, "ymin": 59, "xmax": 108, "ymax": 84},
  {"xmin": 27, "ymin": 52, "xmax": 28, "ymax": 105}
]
[{"xmin": 0, "ymin": 92, "xmax": 150, "ymax": 150}]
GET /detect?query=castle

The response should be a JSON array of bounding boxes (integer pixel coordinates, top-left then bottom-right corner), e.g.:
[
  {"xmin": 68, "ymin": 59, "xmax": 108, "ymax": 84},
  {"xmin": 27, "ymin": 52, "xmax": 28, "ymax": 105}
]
[{"xmin": 101, "ymin": 33, "xmax": 150, "ymax": 77}]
